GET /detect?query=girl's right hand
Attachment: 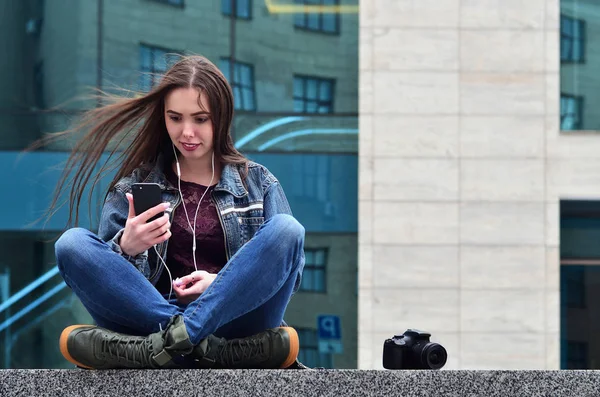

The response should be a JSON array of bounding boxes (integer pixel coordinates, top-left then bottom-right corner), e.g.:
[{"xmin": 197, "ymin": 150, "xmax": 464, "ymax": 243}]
[{"xmin": 119, "ymin": 193, "xmax": 172, "ymax": 257}]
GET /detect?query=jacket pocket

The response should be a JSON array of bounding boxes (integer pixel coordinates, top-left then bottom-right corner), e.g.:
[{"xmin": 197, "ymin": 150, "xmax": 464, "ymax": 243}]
[{"xmin": 238, "ymin": 216, "xmax": 265, "ymax": 242}]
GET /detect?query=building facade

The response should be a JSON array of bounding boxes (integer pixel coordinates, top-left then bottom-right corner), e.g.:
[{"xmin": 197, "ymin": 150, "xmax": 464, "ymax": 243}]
[
  {"xmin": 359, "ymin": 0, "xmax": 600, "ymax": 370},
  {"xmin": 0, "ymin": 0, "xmax": 358, "ymax": 369},
  {"xmin": 2, "ymin": 0, "xmax": 600, "ymax": 371}
]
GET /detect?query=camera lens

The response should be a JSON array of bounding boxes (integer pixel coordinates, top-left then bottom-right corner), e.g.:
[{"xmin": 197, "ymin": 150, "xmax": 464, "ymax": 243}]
[{"xmin": 422, "ymin": 343, "xmax": 447, "ymax": 370}]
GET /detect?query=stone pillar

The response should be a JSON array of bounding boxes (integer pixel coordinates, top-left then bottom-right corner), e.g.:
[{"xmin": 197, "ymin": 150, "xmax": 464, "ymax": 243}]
[{"xmin": 359, "ymin": 0, "xmax": 559, "ymax": 369}]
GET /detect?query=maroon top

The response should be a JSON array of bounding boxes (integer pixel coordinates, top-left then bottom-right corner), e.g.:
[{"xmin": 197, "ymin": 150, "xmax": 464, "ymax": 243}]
[{"xmin": 155, "ymin": 166, "xmax": 227, "ymax": 295}]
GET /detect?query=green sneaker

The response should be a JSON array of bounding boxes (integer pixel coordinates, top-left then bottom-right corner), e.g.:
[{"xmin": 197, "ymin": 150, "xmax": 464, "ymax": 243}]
[
  {"xmin": 59, "ymin": 317, "xmax": 194, "ymax": 369},
  {"xmin": 193, "ymin": 327, "xmax": 300, "ymax": 369},
  {"xmin": 60, "ymin": 315, "xmax": 299, "ymax": 370}
]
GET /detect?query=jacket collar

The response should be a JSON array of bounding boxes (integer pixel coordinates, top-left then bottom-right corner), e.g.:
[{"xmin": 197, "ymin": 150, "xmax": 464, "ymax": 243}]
[
  {"xmin": 215, "ymin": 162, "xmax": 248, "ymax": 198},
  {"xmin": 142, "ymin": 153, "xmax": 247, "ymax": 198}
]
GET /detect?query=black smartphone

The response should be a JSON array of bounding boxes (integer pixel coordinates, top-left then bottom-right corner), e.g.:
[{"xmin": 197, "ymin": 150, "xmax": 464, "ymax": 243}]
[{"xmin": 132, "ymin": 183, "xmax": 164, "ymax": 222}]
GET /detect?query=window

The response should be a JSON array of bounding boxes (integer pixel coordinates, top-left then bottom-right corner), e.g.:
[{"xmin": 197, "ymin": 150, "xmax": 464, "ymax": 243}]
[
  {"xmin": 294, "ymin": 0, "xmax": 339, "ymax": 34},
  {"xmin": 292, "ymin": 156, "xmax": 331, "ymax": 202},
  {"xmin": 139, "ymin": 44, "xmax": 181, "ymax": 92},
  {"xmin": 296, "ymin": 328, "xmax": 334, "ymax": 368},
  {"xmin": 559, "ymin": 201, "xmax": 600, "ymax": 370},
  {"xmin": 222, "ymin": 0, "xmax": 252, "ymax": 19},
  {"xmin": 299, "ymin": 248, "xmax": 327, "ymax": 292},
  {"xmin": 566, "ymin": 341, "xmax": 588, "ymax": 369},
  {"xmin": 561, "ymin": 266, "xmax": 586, "ymax": 309},
  {"xmin": 219, "ymin": 58, "xmax": 256, "ymax": 111},
  {"xmin": 560, "ymin": 94, "xmax": 583, "ymax": 130},
  {"xmin": 561, "ymin": 15, "xmax": 585, "ymax": 63},
  {"xmin": 293, "ymin": 75, "xmax": 335, "ymax": 113}
]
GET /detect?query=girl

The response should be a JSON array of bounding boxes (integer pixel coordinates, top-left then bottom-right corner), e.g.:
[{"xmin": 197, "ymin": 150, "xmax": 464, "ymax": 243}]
[{"xmin": 52, "ymin": 55, "xmax": 305, "ymax": 369}]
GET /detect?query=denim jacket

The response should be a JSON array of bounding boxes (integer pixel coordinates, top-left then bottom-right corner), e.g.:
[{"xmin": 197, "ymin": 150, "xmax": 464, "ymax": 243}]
[{"xmin": 97, "ymin": 155, "xmax": 294, "ymax": 285}]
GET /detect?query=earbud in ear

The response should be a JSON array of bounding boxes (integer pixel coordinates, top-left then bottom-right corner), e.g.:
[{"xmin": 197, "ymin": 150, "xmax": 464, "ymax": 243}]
[{"xmin": 172, "ymin": 143, "xmax": 181, "ymax": 177}]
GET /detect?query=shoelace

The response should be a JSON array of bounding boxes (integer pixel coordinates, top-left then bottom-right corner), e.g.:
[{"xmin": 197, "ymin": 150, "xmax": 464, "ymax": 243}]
[
  {"xmin": 101, "ymin": 335, "xmax": 155, "ymax": 368},
  {"xmin": 220, "ymin": 338, "xmax": 266, "ymax": 367}
]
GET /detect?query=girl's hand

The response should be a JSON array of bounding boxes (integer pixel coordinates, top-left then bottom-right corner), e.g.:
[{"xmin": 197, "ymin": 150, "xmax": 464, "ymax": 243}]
[
  {"xmin": 119, "ymin": 193, "xmax": 171, "ymax": 257},
  {"xmin": 172, "ymin": 271, "xmax": 217, "ymax": 304}
]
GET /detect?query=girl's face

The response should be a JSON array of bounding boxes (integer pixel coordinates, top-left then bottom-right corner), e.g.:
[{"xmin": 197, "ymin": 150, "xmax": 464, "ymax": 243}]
[{"xmin": 164, "ymin": 87, "xmax": 214, "ymax": 163}]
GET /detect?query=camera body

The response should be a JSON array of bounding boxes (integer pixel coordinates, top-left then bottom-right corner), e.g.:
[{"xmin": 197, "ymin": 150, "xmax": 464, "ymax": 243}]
[{"xmin": 383, "ymin": 329, "xmax": 447, "ymax": 370}]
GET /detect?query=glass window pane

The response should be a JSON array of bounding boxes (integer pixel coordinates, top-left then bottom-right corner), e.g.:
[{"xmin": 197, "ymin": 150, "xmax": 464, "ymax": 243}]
[
  {"xmin": 318, "ymin": 105, "xmax": 330, "ymax": 113},
  {"xmin": 573, "ymin": 41, "xmax": 582, "ymax": 60},
  {"xmin": 306, "ymin": 101, "xmax": 318, "ymax": 113},
  {"xmin": 561, "ymin": 14, "xmax": 587, "ymax": 131},
  {"xmin": 307, "ymin": 14, "xmax": 319, "ymax": 30},
  {"xmin": 306, "ymin": 79, "xmax": 317, "ymax": 99},
  {"xmin": 233, "ymin": 86, "xmax": 242, "ymax": 109},
  {"xmin": 323, "ymin": 14, "xmax": 337, "ymax": 32},
  {"xmin": 315, "ymin": 270, "xmax": 325, "ymax": 291},
  {"xmin": 561, "ymin": 39, "xmax": 572, "ymax": 60},
  {"xmin": 307, "ymin": 270, "xmax": 315, "ymax": 291},
  {"xmin": 155, "ymin": 51, "xmax": 167, "ymax": 72},
  {"xmin": 567, "ymin": 342, "xmax": 588, "ymax": 369},
  {"xmin": 242, "ymin": 88, "xmax": 254, "ymax": 110},
  {"xmin": 233, "ymin": 63, "xmax": 242, "ymax": 83},
  {"xmin": 166, "ymin": 53, "xmax": 180, "ymax": 67},
  {"xmin": 562, "ymin": 16, "xmax": 572, "ymax": 34},
  {"xmin": 139, "ymin": 74, "xmax": 152, "ymax": 92},
  {"xmin": 219, "ymin": 59, "xmax": 230, "ymax": 80},
  {"xmin": 222, "ymin": 0, "xmax": 231, "ymax": 14},
  {"xmin": 573, "ymin": 20, "xmax": 582, "ymax": 38},
  {"xmin": 304, "ymin": 156, "xmax": 316, "ymax": 174},
  {"xmin": 237, "ymin": 0, "xmax": 250, "ymax": 17},
  {"xmin": 305, "ymin": 250, "xmax": 314, "ymax": 264},
  {"xmin": 560, "ymin": 9, "xmax": 587, "ymax": 126},
  {"xmin": 302, "ymin": 329, "xmax": 314, "ymax": 345},
  {"xmin": 294, "ymin": 100, "xmax": 305, "ymax": 112},
  {"xmin": 315, "ymin": 249, "xmax": 325, "ymax": 265},
  {"xmin": 293, "ymin": 78, "xmax": 304, "ymax": 97},
  {"xmin": 240, "ymin": 65, "xmax": 252, "ymax": 86},
  {"xmin": 140, "ymin": 46, "xmax": 151, "ymax": 70},
  {"xmin": 300, "ymin": 272, "xmax": 310, "ymax": 290},
  {"xmin": 319, "ymin": 81, "xmax": 332, "ymax": 100}
]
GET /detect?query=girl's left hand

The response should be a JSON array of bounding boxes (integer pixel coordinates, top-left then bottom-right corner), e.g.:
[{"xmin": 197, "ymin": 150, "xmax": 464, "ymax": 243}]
[{"xmin": 172, "ymin": 270, "xmax": 217, "ymax": 304}]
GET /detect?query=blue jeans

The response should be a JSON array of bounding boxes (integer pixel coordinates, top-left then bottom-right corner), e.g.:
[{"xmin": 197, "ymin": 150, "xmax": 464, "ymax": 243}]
[{"xmin": 55, "ymin": 214, "xmax": 305, "ymax": 345}]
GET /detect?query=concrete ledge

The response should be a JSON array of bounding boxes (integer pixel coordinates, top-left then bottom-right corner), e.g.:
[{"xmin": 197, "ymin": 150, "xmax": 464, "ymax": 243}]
[{"xmin": 2, "ymin": 369, "xmax": 600, "ymax": 396}]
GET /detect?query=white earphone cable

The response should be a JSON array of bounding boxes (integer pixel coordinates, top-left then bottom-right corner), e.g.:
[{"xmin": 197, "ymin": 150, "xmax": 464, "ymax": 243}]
[
  {"xmin": 154, "ymin": 245, "xmax": 174, "ymax": 301},
  {"xmin": 150, "ymin": 145, "xmax": 215, "ymax": 302},
  {"xmin": 172, "ymin": 144, "xmax": 215, "ymax": 272}
]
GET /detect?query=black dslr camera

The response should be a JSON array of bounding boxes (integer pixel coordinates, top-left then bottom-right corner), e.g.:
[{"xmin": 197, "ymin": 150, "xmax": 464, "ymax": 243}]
[{"xmin": 383, "ymin": 329, "xmax": 447, "ymax": 370}]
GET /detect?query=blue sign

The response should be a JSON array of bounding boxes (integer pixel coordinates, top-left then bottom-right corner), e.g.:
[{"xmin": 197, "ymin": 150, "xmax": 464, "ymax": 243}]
[
  {"xmin": 317, "ymin": 315, "xmax": 343, "ymax": 354},
  {"xmin": 318, "ymin": 315, "xmax": 341, "ymax": 340}
]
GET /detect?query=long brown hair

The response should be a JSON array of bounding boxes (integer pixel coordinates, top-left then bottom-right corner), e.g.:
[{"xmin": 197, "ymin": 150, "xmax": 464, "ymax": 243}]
[{"xmin": 38, "ymin": 55, "xmax": 247, "ymax": 228}]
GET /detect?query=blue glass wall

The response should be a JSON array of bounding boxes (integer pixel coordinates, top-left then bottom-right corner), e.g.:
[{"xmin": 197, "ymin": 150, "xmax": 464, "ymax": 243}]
[
  {"xmin": 560, "ymin": 200, "xmax": 600, "ymax": 369},
  {"xmin": 1, "ymin": 151, "xmax": 357, "ymax": 234}
]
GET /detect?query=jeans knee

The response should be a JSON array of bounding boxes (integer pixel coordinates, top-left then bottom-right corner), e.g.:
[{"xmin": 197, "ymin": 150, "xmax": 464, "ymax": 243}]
[
  {"xmin": 55, "ymin": 227, "xmax": 93, "ymax": 273},
  {"xmin": 269, "ymin": 214, "xmax": 305, "ymax": 247}
]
